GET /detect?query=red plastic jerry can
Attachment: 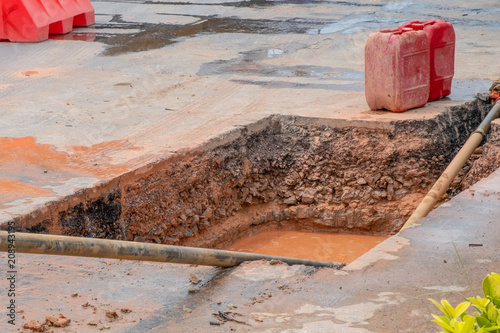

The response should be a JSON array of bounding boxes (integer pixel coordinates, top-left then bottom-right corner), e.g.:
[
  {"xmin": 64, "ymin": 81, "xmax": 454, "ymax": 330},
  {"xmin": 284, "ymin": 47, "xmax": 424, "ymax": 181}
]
[
  {"xmin": 399, "ymin": 20, "xmax": 455, "ymax": 101},
  {"xmin": 365, "ymin": 28, "xmax": 430, "ymax": 112},
  {"xmin": 0, "ymin": 12, "xmax": 4, "ymax": 41}
]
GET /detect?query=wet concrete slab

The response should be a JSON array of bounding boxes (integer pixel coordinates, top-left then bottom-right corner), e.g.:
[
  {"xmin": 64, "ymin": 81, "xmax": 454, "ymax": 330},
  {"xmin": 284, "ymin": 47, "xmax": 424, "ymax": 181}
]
[
  {"xmin": 0, "ymin": 0, "xmax": 500, "ymax": 331},
  {"xmin": 1, "ymin": 0, "xmax": 499, "ymax": 224}
]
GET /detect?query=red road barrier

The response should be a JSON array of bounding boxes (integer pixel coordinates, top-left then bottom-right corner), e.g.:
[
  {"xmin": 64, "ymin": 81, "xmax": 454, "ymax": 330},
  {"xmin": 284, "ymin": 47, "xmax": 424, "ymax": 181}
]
[{"xmin": 0, "ymin": 0, "xmax": 95, "ymax": 42}]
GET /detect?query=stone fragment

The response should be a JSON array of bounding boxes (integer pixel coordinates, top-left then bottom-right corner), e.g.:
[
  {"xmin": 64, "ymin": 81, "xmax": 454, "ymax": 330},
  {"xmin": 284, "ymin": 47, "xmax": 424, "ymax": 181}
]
[
  {"xmin": 395, "ymin": 188, "xmax": 410, "ymax": 196},
  {"xmin": 301, "ymin": 189, "xmax": 316, "ymax": 204},
  {"xmin": 46, "ymin": 314, "xmax": 71, "ymax": 327},
  {"xmin": 245, "ymin": 194, "xmax": 253, "ymax": 204},
  {"xmin": 356, "ymin": 177, "xmax": 367, "ymax": 185},
  {"xmin": 22, "ymin": 320, "xmax": 46, "ymax": 332},
  {"xmin": 371, "ymin": 190, "xmax": 387, "ymax": 200},
  {"xmin": 387, "ymin": 184, "xmax": 394, "ymax": 200},
  {"xmin": 189, "ymin": 274, "xmax": 201, "ymax": 284},
  {"xmin": 105, "ymin": 311, "xmax": 119, "ymax": 320},
  {"xmin": 296, "ymin": 206, "xmax": 311, "ymax": 219}
]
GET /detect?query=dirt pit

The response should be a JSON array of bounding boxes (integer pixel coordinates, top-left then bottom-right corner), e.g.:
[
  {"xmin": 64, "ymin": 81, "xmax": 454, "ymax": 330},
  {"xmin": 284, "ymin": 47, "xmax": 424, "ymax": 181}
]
[{"xmin": 6, "ymin": 97, "xmax": 499, "ymax": 263}]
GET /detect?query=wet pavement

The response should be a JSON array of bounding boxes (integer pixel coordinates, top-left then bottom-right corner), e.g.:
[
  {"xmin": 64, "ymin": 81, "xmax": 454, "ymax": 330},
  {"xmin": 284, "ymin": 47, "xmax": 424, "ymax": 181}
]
[
  {"xmin": 1, "ymin": 0, "xmax": 499, "ymax": 223},
  {"xmin": 1, "ymin": 0, "xmax": 500, "ymax": 332}
]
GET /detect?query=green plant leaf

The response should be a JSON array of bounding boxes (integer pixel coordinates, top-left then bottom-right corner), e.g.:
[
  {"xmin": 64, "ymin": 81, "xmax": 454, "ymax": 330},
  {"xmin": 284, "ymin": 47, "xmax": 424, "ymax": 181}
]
[
  {"xmin": 483, "ymin": 274, "xmax": 500, "ymax": 300},
  {"xmin": 455, "ymin": 302, "xmax": 471, "ymax": 319},
  {"xmin": 469, "ymin": 296, "xmax": 490, "ymax": 313},
  {"xmin": 487, "ymin": 306, "xmax": 498, "ymax": 322},
  {"xmin": 452, "ymin": 316, "xmax": 476, "ymax": 333},
  {"xmin": 442, "ymin": 299, "xmax": 457, "ymax": 318},
  {"xmin": 491, "ymin": 273, "xmax": 500, "ymax": 285},
  {"xmin": 451, "ymin": 317, "xmax": 463, "ymax": 332},
  {"xmin": 430, "ymin": 273, "xmax": 500, "ymax": 333},
  {"xmin": 477, "ymin": 316, "xmax": 493, "ymax": 328},
  {"xmin": 431, "ymin": 299, "xmax": 450, "ymax": 317},
  {"xmin": 432, "ymin": 314, "xmax": 455, "ymax": 332},
  {"xmin": 461, "ymin": 315, "xmax": 476, "ymax": 333}
]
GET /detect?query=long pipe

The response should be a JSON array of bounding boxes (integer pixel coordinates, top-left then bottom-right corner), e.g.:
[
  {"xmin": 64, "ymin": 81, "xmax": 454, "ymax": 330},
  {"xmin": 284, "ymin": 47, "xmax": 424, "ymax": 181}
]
[
  {"xmin": 0, "ymin": 231, "xmax": 345, "ymax": 269},
  {"xmin": 401, "ymin": 100, "xmax": 500, "ymax": 229}
]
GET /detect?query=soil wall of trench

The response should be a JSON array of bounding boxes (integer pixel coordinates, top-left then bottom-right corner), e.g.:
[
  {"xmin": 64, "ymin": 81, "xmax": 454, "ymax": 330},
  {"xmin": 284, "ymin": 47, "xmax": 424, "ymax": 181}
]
[{"xmin": 5, "ymin": 98, "xmax": 497, "ymax": 249}]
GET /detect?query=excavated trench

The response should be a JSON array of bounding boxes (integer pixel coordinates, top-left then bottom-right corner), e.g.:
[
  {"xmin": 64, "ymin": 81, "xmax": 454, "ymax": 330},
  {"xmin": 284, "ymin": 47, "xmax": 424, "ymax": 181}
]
[{"xmin": 6, "ymin": 98, "xmax": 500, "ymax": 260}]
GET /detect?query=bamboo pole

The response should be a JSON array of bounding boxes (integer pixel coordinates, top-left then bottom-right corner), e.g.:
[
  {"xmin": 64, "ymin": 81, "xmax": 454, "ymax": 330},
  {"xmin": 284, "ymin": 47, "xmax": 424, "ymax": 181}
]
[{"xmin": 401, "ymin": 101, "xmax": 500, "ymax": 229}]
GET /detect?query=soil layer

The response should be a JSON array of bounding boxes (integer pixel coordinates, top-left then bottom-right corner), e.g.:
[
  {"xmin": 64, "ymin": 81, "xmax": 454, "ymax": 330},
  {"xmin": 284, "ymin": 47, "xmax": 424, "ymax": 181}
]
[{"xmin": 3, "ymin": 98, "xmax": 495, "ymax": 248}]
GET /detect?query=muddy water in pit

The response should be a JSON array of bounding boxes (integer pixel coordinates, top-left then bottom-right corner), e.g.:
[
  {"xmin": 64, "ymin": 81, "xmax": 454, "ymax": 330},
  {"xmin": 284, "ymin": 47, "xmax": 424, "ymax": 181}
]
[{"xmin": 226, "ymin": 231, "xmax": 387, "ymax": 263}]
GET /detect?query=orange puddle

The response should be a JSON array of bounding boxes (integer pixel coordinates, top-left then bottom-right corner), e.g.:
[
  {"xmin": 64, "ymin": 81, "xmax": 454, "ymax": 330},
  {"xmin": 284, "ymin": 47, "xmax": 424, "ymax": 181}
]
[
  {"xmin": 0, "ymin": 179, "xmax": 52, "ymax": 196},
  {"xmin": 0, "ymin": 137, "xmax": 138, "ymax": 179},
  {"xmin": 0, "ymin": 137, "xmax": 68, "ymax": 167},
  {"xmin": 0, "ymin": 137, "xmax": 150, "ymax": 199},
  {"xmin": 226, "ymin": 230, "xmax": 388, "ymax": 263},
  {"xmin": 16, "ymin": 67, "xmax": 62, "ymax": 77},
  {"xmin": 22, "ymin": 71, "xmax": 39, "ymax": 76}
]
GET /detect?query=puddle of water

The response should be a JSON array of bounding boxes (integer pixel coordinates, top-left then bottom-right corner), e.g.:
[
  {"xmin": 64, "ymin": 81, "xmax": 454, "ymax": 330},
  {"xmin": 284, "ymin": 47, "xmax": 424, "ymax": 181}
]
[
  {"xmin": 221, "ymin": 0, "xmax": 316, "ymax": 7},
  {"xmin": 198, "ymin": 45, "xmax": 365, "ymax": 90},
  {"xmin": 49, "ymin": 32, "xmax": 97, "ymax": 42},
  {"xmin": 75, "ymin": 1, "xmax": 497, "ymax": 56},
  {"xmin": 144, "ymin": 0, "xmax": 381, "ymax": 7},
  {"xmin": 143, "ymin": 0, "xmax": 322, "ymax": 8},
  {"xmin": 382, "ymin": 1, "xmax": 414, "ymax": 12},
  {"xmin": 92, "ymin": 15, "xmax": 332, "ymax": 56},
  {"xmin": 226, "ymin": 230, "xmax": 387, "ymax": 263},
  {"xmin": 230, "ymin": 79, "xmax": 365, "ymax": 91},
  {"xmin": 306, "ymin": 12, "xmax": 411, "ymax": 36}
]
